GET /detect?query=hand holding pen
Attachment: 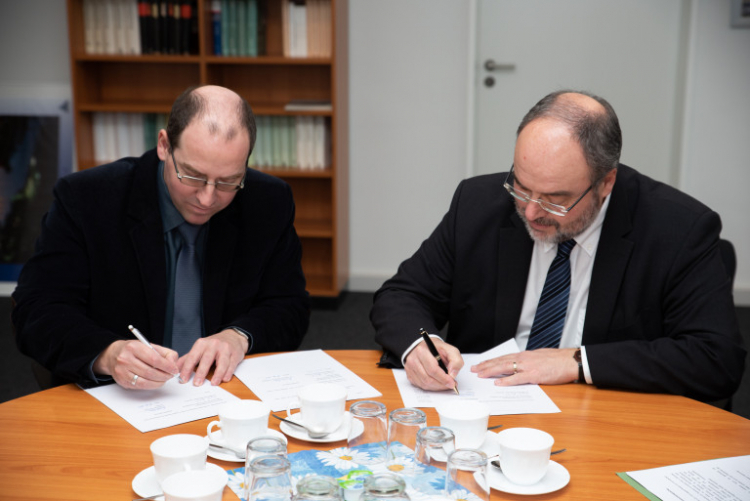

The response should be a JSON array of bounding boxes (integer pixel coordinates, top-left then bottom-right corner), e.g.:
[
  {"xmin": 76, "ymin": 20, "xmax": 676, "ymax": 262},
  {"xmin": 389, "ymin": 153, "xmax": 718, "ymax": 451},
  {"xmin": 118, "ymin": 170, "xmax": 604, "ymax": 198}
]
[
  {"xmin": 419, "ymin": 328, "xmax": 460, "ymax": 395},
  {"xmin": 128, "ymin": 325, "xmax": 185, "ymax": 384}
]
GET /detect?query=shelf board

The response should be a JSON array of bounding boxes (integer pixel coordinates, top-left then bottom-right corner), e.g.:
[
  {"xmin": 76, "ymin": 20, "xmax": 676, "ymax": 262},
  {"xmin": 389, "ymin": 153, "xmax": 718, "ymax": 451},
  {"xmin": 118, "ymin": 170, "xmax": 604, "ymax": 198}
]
[
  {"xmin": 255, "ymin": 168, "xmax": 333, "ymax": 178},
  {"xmin": 204, "ymin": 56, "xmax": 331, "ymax": 65},
  {"xmin": 295, "ymin": 220, "xmax": 334, "ymax": 238},
  {"xmin": 77, "ymin": 103, "xmax": 174, "ymax": 113},
  {"xmin": 74, "ymin": 54, "xmax": 202, "ymax": 63}
]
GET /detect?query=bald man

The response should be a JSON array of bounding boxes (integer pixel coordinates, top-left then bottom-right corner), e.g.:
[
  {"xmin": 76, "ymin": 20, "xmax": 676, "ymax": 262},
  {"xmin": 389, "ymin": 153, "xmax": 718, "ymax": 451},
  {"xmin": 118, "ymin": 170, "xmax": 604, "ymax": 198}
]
[
  {"xmin": 371, "ymin": 90, "xmax": 745, "ymax": 403},
  {"xmin": 13, "ymin": 85, "xmax": 309, "ymax": 389}
]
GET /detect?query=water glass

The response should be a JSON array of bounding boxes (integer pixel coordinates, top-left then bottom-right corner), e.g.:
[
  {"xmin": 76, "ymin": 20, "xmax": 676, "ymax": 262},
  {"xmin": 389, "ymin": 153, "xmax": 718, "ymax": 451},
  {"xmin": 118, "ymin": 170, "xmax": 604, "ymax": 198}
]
[
  {"xmin": 294, "ymin": 475, "xmax": 342, "ymax": 501},
  {"xmin": 445, "ymin": 450, "xmax": 489, "ymax": 501},
  {"xmin": 360, "ymin": 473, "xmax": 410, "ymax": 501},
  {"xmin": 412, "ymin": 427, "xmax": 456, "ymax": 497},
  {"xmin": 245, "ymin": 435, "xmax": 288, "ymax": 494},
  {"xmin": 245, "ymin": 455, "xmax": 294, "ymax": 501},
  {"xmin": 386, "ymin": 408, "xmax": 426, "ymax": 472},
  {"xmin": 348, "ymin": 401, "xmax": 388, "ymax": 465}
]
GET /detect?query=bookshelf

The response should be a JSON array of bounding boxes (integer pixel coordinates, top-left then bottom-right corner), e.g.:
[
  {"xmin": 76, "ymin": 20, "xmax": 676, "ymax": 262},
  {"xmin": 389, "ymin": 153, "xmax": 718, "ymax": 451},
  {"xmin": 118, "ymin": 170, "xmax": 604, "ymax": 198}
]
[{"xmin": 66, "ymin": 0, "xmax": 349, "ymax": 298}]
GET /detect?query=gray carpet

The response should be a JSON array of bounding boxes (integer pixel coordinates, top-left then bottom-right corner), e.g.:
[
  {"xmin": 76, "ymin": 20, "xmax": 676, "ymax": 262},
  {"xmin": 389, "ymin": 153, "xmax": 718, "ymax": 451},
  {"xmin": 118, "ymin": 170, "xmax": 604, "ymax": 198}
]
[{"xmin": 2, "ymin": 294, "xmax": 749, "ymax": 420}]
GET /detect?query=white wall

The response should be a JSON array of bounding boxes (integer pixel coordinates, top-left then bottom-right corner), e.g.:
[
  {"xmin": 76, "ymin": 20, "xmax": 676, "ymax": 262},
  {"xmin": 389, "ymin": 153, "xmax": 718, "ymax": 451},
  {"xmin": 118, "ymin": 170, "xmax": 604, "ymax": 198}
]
[
  {"xmin": 0, "ymin": 0, "xmax": 748, "ymax": 304},
  {"xmin": 348, "ymin": 0, "xmax": 470, "ymax": 291},
  {"xmin": 679, "ymin": 0, "xmax": 750, "ymax": 304}
]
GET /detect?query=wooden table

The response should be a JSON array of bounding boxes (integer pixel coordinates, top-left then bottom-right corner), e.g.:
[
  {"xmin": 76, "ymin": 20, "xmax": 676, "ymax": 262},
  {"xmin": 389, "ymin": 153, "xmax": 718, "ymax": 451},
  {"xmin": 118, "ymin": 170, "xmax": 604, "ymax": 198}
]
[{"xmin": 1, "ymin": 350, "xmax": 748, "ymax": 500}]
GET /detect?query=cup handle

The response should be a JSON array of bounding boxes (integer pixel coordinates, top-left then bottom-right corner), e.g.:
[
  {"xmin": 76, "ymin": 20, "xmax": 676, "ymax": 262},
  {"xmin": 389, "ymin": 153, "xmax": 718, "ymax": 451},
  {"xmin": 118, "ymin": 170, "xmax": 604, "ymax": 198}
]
[
  {"xmin": 286, "ymin": 398, "xmax": 299, "ymax": 419},
  {"xmin": 207, "ymin": 420, "xmax": 222, "ymax": 443}
]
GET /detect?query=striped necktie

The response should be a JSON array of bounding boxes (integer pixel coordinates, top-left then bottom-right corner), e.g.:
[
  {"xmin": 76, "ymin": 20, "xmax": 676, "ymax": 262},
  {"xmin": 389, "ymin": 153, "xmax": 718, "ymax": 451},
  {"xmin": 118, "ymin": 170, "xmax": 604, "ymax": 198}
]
[
  {"xmin": 527, "ymin": 239, "xmax": 576, "ymax": 350},
  {"xmin": 171, "ymin": 222, "xmax": 203, "ymax": 356}
]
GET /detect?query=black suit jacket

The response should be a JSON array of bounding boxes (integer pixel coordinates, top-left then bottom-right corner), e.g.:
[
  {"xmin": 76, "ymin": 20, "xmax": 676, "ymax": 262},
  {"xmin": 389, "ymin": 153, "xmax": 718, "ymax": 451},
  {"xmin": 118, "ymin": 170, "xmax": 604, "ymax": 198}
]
[
  {"xmin": 371, "ymin": 165, "xmax": 745, "ymax": 401},
  {"xmin": 12, "ymin": 149, "xmax": 309, "ymax": 386}
]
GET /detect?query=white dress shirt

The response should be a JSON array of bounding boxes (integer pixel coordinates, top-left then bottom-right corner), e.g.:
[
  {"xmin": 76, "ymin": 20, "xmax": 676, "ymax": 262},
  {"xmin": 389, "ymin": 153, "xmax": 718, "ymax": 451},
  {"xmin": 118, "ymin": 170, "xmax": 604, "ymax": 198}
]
[{"xmin": 514, "ymin": 195, "xmax": 611, "ymax": 383}]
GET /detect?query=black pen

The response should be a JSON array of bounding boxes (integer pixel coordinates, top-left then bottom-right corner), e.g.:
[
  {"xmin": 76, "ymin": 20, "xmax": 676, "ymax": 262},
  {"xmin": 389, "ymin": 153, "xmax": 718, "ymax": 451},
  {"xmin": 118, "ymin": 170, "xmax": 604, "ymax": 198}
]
[{"xmin": 419, "ymin": 328, "xmax": 459, "ymax": 395}]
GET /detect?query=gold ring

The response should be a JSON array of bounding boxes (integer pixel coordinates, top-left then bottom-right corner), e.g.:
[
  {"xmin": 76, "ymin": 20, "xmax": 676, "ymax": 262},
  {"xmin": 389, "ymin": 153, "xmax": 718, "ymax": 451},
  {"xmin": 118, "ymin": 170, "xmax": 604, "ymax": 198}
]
[
  {"xmin": 513, "ymin": 361, "xmax": 518, "ymax": 374},
  {"xmin": 131, "ymin": 374, "xmax": 139, "ymax": 386}
]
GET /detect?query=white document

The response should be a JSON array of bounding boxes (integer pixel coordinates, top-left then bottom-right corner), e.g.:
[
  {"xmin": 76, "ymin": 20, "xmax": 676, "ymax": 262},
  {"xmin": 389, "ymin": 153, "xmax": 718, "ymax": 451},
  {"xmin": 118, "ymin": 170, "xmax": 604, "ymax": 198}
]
[
  {"xmin": 626, "ymin": 455, "xmax": 750, "ymax": 501},
  {"xmin": 394, "ymin": 339, "xmax": 560, "ymax": 415},
  {"xmin": 234, "ymin": 349, "xmax": 382, "ymax": 412},
  {"xmin": 84, "ymin": 376, "xmax": 239, "ymax": 433}
]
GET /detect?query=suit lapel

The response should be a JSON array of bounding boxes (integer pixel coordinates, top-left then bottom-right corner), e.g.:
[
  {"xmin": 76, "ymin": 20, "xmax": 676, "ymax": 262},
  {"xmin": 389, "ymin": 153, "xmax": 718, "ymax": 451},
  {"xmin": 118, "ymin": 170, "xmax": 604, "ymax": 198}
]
[
  {"xmin": 127, "ymin": 156, "xmax": 168, "ymax": 342},
  {"xmin": 494, "ymin": 212, "xmax": 534, "ymax": 345},
  {"xmin": 583, "ymin": 170, "xmax": 634, "ymax": 345}
]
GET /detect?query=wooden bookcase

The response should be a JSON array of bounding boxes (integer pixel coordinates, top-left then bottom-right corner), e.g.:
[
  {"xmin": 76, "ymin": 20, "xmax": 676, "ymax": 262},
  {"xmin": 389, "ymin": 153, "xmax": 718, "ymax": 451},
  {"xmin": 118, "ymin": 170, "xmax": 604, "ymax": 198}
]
[{"xmin": 66, "ymin": 0, "xmax": 349, "ymax": 298}]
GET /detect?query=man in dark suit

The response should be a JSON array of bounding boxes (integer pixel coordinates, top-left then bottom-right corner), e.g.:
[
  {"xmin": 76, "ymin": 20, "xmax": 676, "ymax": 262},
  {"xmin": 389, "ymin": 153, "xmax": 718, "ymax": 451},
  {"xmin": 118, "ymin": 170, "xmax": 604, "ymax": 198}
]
[
  {"xmin": 371, "ymin": 90, "xmax": 744, "ymax": 402},
  {"xmin": 13, "ymin": 85, "xmax": 309, "ymax": 389}
]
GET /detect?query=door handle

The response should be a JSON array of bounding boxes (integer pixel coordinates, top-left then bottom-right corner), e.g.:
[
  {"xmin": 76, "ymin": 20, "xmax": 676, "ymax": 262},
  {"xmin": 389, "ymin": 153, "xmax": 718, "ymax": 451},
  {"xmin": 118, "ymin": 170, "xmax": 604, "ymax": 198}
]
[{"xmin": 484, "ymin": 59, "xmax": 516, "ymax": 72}]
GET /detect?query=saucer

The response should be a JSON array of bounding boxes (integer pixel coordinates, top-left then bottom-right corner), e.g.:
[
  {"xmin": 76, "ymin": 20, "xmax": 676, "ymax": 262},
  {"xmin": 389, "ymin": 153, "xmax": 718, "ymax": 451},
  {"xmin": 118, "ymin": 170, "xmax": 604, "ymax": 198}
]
[
  {"xmin": 132, "ymin": 462, "xmax": 226, "ymax": 498},
  {"xmin": 279, "ymin": 411, "xmax": 364, "ymax": 443},
  {"xmin": 478, "ymin": 430, "xmax": 500, "ymax": 456},
  {"xmin": 206, "ymin": 429, "xmax": 287, "ymax": 462},
  {"xmin": 488, "ymin": 460, "xmax": 570, "ymax": 495}
]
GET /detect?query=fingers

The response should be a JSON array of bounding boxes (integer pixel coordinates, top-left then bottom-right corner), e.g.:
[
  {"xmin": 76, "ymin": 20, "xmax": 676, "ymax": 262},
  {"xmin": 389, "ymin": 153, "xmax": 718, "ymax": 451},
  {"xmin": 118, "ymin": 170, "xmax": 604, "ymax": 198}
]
[
  {"xmin": 178, "ymin": 330, "xmax": 245, "ymax": 386},
  {"xmin": 107, "ymin": 341, "xmax": 176, "ymax": 390},
  {"xmin": 470, "ymin": 348, "xmax": 579, "ymax": 386},
  {"xmin": 404, "ymin": 341, "xmax": 461, "ymax": 391}
]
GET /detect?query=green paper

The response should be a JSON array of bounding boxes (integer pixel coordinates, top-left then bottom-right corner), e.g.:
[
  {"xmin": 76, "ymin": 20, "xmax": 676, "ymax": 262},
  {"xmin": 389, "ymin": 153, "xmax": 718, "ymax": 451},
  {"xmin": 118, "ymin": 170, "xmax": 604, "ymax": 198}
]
[{"xmin": 617, "ymin": 472, "xmax": 662, "ymax": 501}]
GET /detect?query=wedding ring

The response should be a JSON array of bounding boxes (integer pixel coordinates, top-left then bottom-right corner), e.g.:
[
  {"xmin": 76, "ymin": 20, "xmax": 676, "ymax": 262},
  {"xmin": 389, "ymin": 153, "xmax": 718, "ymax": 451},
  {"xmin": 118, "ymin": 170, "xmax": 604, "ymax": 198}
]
[
  {"xmin": 131, "ymin": 374, "xmax": 139, "ymax": 386},
  {"xmin": 513, "ymin": 361, "xmax": 518, "ymax": 374}
]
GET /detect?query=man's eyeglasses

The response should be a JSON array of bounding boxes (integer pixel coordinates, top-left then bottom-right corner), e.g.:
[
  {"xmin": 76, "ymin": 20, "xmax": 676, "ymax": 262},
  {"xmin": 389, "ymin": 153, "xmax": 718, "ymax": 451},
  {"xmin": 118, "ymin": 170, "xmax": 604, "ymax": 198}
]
[
  {"xmin": 171, "ymin": 150, "xmax": 245, "ymax": 192},
  {"xmin": 503, "ymin": 164, "xmax": 592, "ymax": 217}
]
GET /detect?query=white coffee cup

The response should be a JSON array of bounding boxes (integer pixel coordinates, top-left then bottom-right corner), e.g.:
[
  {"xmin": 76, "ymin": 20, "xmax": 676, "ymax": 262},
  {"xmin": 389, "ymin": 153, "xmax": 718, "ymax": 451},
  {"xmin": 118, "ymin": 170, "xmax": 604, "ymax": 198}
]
[
  {"xmin": 150, "ymin": 434, "xmax": 208, "ymax": 487},
  {"xmin": 287, "ymin": 383, "xmax": 347, "ymax": 434},
  {"xmin": 496, "ymin": 427, "xmax": 554, "ymax": 485},
  {"xmin": 162, "ymin": 467, "xmax": 228, "ymax": 501},
  {"xmin": 207, "ymin": 400, "xmax": 270, "ymax": 449},
  {"xmin": 436, "ymin": 401, "xmax": 490, "ymax": 449}
]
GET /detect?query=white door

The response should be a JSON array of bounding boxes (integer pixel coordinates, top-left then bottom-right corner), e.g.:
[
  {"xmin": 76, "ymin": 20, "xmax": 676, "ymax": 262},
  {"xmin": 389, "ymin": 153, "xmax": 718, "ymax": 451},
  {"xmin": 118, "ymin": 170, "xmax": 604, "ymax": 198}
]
[{"xmin": 473, "ymin": 0, "xmax": 688, "ymax": 184}]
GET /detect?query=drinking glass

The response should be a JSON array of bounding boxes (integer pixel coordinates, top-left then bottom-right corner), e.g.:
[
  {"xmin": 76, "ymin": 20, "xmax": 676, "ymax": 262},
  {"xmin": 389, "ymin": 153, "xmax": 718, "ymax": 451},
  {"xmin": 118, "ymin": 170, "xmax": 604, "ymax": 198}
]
[
  {"xmin": 245, "ymin": 455, "xmax": 293, "ymax": 501},
  {"xmin": 412, "ymin": 427, "xmax": 456, "ymax": 497},
  {"xmin": 245, "ymin": 435, "xmax": 288, "ymax": 495},
  {"xmin": 293, "ymin": 475, "xmax": 342, "ymax": 501},
  {"xmin": 445, "ymin": 450, "xmax": 489, "ymax": 501},
  {"xmin": 348, "ymin": 401, "xmax": 387, "ymax": 465},
  {"xmin": 386, "ymin": 408, "xmax": 426, "ymax": 474},
  {"xmin": 360, "ymin": 473, "xmax": 410, "ymax": 501}
]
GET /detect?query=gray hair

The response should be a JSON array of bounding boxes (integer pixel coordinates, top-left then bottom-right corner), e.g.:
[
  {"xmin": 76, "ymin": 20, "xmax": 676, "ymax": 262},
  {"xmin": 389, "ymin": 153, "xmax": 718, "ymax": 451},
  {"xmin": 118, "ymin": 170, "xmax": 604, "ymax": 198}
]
[{"xmin": 517, "ymin": 90, "xmax": 622, "ymax": 183}]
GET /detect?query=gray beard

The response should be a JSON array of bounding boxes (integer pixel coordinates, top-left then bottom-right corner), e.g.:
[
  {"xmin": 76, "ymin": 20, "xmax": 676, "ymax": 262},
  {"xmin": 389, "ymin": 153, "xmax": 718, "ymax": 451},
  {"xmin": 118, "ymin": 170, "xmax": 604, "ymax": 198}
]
[{"xmin": 516, "ymin": 193, "xmax": 602, "ymax": 244}]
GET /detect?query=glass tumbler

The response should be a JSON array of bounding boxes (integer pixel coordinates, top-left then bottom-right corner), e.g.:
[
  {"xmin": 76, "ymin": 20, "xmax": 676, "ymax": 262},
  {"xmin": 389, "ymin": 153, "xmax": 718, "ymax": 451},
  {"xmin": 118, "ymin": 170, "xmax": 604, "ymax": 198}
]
[
  {"xmin": 445, "ymin": 450, "xmax": 489, "ymax": 501},
  {"xmin": 412, "ymin": 427, "xmax": 456, "ymax": 497},
  {"xmin": 293, "ymin": 475, "xmax": 342, "ymax": 501},
  {"xmin": 245, "ymin": 455, "xmax": 294, "ymax": 501},
  {"xmin": 386, "ymin": 408, "xmax": 426, "ymax": 473},
  {"xmin": 360, "ymin": 473, "xmax": 410, "ymax": 501},
  {"xmin": 348, "ymin": 401, "xmax": 388, "ymax": 465},
  {"xmin": 245, "ymin": 435, "xmax": 288, "ymax": 495}
]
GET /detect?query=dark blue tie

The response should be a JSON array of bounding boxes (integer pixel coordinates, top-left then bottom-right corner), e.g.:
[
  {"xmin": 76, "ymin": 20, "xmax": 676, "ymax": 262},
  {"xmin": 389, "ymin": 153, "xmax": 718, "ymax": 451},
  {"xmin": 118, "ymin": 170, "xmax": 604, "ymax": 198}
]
[
  {"xmin": 527, "ymin": 240, "xmax": 576, "ymax": 350},
  {"xmin": 172, "ymin": 222, "xmax": 203, "ymax": 356}
]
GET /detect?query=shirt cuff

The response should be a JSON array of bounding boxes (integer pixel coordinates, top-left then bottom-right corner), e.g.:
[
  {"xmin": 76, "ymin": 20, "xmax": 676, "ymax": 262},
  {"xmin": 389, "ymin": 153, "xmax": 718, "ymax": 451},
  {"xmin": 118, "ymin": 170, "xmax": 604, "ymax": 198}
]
[
  {"xmin": 401, "ymin": 333, "xmax": 443, "ymax": 367},
  {"xmin": 580, "ymin": 346, "xmax": 592, "ymax": 384},
  {"xmin": 230, "ymin": 326, "xmax": 253, "ymax": 353},
  {"xmin": 88, "ymin": 357, "xmax": 114, "ymax": 385}
]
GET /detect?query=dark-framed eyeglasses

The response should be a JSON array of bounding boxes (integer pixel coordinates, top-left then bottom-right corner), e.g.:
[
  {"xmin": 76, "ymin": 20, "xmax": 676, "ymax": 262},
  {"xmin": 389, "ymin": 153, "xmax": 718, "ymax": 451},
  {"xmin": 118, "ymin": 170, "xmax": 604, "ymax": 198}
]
[
  {"xmin": 170, "ymin": 149, "xmax": 245, "ymax": 192},
  {"xmin": 503, "ymin": 164, "xmax": 592, "ymax": 217}
]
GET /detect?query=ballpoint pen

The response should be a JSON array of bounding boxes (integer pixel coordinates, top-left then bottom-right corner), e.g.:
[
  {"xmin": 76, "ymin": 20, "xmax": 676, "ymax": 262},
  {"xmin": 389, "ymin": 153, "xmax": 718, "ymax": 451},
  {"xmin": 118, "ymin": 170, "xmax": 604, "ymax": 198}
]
[
  {"xmin": 128, "ymin": 325, "xmax": 185, "ymax": 383},
  {"xmin": 419, "ymin": 327, "xmax": 459, "ymax": 395}
]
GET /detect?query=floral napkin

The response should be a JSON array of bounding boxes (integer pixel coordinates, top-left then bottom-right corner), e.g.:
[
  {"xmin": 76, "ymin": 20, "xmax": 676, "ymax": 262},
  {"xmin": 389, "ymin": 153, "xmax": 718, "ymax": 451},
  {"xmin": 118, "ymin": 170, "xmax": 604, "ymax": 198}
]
[{"xmin": 225, "ymin": 441, "xmax": 480, "ymax": 501}]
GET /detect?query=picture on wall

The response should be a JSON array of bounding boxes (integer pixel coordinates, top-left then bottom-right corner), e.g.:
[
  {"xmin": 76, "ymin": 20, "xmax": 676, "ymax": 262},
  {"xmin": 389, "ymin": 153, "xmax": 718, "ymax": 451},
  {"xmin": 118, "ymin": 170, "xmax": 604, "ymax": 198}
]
[{"xmin": 0, "ymin": 99, "xmax": 73, "ymax": 282}]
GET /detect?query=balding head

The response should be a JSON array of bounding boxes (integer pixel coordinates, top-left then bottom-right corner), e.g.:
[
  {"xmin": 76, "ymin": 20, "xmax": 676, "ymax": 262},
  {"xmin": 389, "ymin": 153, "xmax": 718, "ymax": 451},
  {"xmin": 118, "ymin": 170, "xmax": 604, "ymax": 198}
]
[
  {"xmin": 517, "ymin": 90, "xmax": 622, "ymax": 182},
  {"xmin": 166, "ymin": 85, "xmax": 257, "ymax": 157}
]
